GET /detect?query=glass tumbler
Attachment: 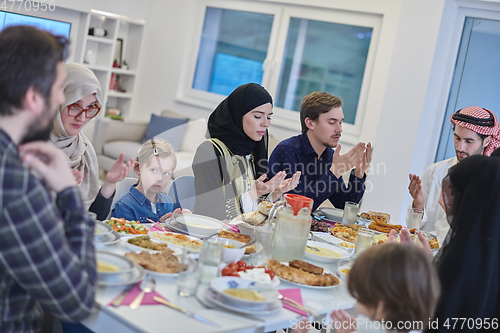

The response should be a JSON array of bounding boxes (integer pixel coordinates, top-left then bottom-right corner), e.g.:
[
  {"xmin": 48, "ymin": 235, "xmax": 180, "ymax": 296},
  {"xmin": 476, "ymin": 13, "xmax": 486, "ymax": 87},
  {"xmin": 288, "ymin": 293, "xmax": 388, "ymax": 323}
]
[
  {"xmin": 197, "ymin": 238, "xmax": 223, "ymax": 284},
  {"xmin": 408, "ymin": 208, "xmax": 423, "ymax": 230},
  {"xmin": 342, "ymin": 201, "xmax": 359, "ymax": 225},
  {"xmin": 353, "ymin": 228, "xmax": 374, "ymax": 258},
  {"xmin": 177, "ymin": 249, "xmax": 200, "ymax": 297},
  {"xmin": 249, "ymin": 226, "xmax": 274, "ymax": 266}
]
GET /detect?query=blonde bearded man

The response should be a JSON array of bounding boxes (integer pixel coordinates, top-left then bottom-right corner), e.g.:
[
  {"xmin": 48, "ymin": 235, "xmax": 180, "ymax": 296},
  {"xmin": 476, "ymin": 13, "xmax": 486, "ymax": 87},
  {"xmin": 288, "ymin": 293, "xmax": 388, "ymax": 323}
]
[{"xmin": 407, "ymin": 106, "xmax": 500, "ymax": 245}]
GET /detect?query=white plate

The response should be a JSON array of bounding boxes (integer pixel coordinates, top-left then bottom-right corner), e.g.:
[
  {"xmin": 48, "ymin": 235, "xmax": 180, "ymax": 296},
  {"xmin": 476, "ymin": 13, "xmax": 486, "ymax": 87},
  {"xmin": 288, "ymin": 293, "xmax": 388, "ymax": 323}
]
[
  {"xmin": 204, "ymin": 288, "xmax": 282, "ymax": 316},
  {"xmin": 94, "ymin": 221, "xmax": 113, "ymax": 239},
  {"xmin": 121, "ymin": 235, "xmax": 181, "ymax": 254},
  {"xmin": 304, "ymin": 241, "xmax": 352, "ymax": 263},
  {"xmin": 210, "ymin": 276, "xmax": 279, "ymax": 307},
  {"xmin": 311, "ymin": 233, "xmax": 355, "ymax": 252},
  {"xmin": 149, "ymin": 231, "xmax": 203, "ymax": 253},
  {"xmin": 97, "ymin": 264, "xmax": 146, "ymax": 286},
  {"xmin": 278, "ymin": 276, "xmax": 341, "ymax": 290},
  {"xmin": 145, "ymin": 268, "xmax": 180, "ymax": 278},
  {"xmin": 96, "ymin": 251, "xmax": 135, "ymax": 277},
  {"xmin": 103, "ymin": 219, "xmax": 149, "ymax": 238},
  {"xmin": 170, "ymin": 214, "xmax": 223, "ymax": 236},
  {"xmin": 165, "ymin": 219, "xmax": 214, "ymax": 239},
  {"xmin": 276, "ymin": 263, "xmax": 341, "ymax": 290},
  {"xmin": 315, "ymin": 207, "xmax": 344, "ymax": 223},
  {"xmin": 363, "ymin": 222, "xmax": 395, "ymax": 235},
  {"xmin": 94, "ymin": 230, "xmax": 121, "ymax": 246}
]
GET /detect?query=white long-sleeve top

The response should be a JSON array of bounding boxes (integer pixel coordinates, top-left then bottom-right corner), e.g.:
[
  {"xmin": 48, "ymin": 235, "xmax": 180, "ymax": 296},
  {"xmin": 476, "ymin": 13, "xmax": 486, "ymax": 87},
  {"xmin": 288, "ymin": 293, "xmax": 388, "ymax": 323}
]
[{"xmin": 406, "ymin": 157, "xmax": 457, "ymax": 246}]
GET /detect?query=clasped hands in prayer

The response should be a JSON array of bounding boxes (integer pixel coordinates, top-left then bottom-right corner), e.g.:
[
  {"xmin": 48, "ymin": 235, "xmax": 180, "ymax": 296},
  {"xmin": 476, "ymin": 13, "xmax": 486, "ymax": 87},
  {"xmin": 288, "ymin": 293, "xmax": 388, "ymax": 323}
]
[
  {"xmin": 250, "ymin": 170, "xmax": 301, "ymax": 202},
  {"xmin": 330, "ymin": 142, "xmax": 372, "ymax": 179}
]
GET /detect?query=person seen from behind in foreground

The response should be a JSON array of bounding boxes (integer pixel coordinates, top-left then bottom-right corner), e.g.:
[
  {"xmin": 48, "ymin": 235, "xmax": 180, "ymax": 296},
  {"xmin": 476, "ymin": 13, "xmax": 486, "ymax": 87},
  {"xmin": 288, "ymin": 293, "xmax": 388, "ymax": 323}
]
[
  {"xmin": 396, "ymin": 155, "xmax": 500, "ymax": 332},
  {"xmin": 0, "ymin": 26, "xmax": 96, "ymax": 332},
  {"xmin": 330, "ymin": 243, "xmax": 440, "ymax": 333}
]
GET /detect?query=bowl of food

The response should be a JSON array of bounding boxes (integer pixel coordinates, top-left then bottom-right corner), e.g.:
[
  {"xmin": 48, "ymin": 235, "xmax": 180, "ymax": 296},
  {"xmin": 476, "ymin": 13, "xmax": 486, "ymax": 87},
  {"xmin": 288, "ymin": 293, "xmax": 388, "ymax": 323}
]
[
  {"xmin": 210, "ymin": 276, "xmax": 279, "ymax": 308},
  {"xmin": 96, "ymin": 251, "xmax": 135, "ymax": 279},
  {"xmin": 336, "ymin": 261, "xmax": 352, "ymax": 282},
  {"xmin": 170, "ymin": 214, "xmax": 223, "ymax": 236},
  {"xmin": 124, "ymin": 235, "xmax": 178, "ymax": 254},
  {"xmin": 94, "ymin": 221, "xmax": 113, "ymax": 241},
  {"xmin": 304, "ymin": 241, "xmax": 351, "ymax": 263},
  {"xmin": 213, "ymin": 237, "xmax": 246, "ymax": 264}
]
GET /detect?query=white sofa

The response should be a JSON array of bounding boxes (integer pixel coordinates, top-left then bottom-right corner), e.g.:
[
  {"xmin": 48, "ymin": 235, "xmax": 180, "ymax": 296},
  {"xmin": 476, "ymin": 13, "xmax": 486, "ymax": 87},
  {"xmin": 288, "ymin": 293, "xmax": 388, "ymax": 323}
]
[{"xmin": 92, "ymin": 110, "xmax": 208, "ymax": 180}]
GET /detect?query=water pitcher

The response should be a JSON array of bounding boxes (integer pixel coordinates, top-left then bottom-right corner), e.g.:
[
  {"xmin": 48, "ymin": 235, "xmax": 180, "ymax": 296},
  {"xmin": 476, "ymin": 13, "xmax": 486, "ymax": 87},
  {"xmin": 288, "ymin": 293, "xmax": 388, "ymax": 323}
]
[{"xmin": 270, "ymin": 194, "xmax": 313, "ymax": 262}]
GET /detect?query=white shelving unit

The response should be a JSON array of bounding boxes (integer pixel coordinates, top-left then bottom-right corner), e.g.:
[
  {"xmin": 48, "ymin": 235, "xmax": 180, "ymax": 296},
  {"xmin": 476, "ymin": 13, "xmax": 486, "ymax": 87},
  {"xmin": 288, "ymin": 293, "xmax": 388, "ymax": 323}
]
[{"xmin": 79, "ymin": 9, "xmax": 145, "ymax": 119}]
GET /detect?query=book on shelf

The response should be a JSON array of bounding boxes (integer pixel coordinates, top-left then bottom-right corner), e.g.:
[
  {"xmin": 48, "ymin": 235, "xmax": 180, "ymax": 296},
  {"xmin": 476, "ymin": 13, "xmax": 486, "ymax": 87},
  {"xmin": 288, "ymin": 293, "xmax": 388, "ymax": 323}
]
[
  {"xmin": 109, "ymin": 73, "xmax": 125, "ymax": 92},
  {"xmin": 105, "ymin": 107, "xmax": 123, "ymax": 121}
]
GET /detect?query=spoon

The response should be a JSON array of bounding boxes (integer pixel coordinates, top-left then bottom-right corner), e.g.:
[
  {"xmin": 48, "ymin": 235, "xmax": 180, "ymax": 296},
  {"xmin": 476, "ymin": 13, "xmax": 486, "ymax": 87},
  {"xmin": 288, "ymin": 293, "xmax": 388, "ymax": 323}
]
[
  {"xmin": 307, "ymin": 245, "xmax": 320, "ymax": 252},
  {"xmin": 130, "ymin": 276, "xmax": 156, "ymax": 310},
  {"xmin": 238, "ymin": 238, "xmax": 257, "ymax": 249}
]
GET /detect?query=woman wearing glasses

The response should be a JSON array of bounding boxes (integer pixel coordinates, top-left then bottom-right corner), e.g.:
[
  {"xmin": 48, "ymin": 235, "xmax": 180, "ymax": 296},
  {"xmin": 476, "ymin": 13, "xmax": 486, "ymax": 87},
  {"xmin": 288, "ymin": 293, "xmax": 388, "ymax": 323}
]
[{"xmin": 50, "ymin": 63, "xmax": 133, "ymax": 220}]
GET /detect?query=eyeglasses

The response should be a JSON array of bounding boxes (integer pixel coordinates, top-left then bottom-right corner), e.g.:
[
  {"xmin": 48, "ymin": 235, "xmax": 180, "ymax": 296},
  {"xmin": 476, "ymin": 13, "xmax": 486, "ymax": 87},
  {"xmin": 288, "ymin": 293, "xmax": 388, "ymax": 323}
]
[{"xmin": 67, "ymin": 103, "xmax": 101, "ymax": 118}]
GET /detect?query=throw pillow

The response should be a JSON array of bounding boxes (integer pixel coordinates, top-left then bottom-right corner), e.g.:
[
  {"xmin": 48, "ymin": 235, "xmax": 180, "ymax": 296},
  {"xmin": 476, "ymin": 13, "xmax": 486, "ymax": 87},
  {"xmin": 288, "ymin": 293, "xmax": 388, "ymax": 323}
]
[{"xmin": 141, "ymin": 114, "xmax": 190, "ymax": 151}]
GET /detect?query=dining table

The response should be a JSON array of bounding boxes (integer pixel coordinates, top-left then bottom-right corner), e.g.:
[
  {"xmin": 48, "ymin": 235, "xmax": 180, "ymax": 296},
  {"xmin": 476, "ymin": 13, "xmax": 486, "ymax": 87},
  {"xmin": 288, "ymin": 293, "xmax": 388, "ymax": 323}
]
[{"xmin": 81, "ymin": 225, "xmax": 356, "ymax": 333}]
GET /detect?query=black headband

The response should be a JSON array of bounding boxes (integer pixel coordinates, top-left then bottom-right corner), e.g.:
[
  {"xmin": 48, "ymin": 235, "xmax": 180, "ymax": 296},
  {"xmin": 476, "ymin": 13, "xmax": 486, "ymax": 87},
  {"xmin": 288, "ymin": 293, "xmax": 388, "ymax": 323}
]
[{"xmin": 452, "ymin": 108, "xmax": 495, "ymax": 127}]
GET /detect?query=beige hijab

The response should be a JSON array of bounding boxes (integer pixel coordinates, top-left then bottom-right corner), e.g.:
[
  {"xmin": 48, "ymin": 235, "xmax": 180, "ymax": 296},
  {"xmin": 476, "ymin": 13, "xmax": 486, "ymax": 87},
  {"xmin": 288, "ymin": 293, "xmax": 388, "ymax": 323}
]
[{"xmin": 50, "ymin": 63, "xmax": 103, "ymax": 210}]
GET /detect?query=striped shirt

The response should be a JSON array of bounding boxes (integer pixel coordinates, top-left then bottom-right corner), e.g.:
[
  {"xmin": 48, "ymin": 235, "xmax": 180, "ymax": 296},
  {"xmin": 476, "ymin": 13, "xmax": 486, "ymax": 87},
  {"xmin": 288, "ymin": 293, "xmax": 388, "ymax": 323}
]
[{"xmin": 0, "ymin": 129, "xmax": 97, "ymax": 332}]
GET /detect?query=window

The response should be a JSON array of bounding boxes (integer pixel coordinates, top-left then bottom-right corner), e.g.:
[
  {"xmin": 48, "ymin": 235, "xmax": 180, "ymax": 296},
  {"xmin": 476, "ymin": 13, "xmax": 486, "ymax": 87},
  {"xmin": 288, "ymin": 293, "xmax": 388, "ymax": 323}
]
[
  {"xmin": 436, "ymin": 17, "xmax": 500, "ymax": 161},
  {"xmin": 275, "ymin": 18, "xmax": 372, "ymax": 124},
  {"xmin": 193, "ymin": 7, "xmax": 273, "ymax": 96},
  {"xmin": 180, "ymin": 1, "xmax": 380, "ymax": 138}
]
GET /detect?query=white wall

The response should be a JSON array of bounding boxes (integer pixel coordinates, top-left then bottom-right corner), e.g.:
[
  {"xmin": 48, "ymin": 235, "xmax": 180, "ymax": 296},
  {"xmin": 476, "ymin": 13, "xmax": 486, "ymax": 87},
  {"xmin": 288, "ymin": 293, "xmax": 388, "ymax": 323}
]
[
  {"xmin": 362, "ymin": 0, "xmax": 450, "ymax": 223},
  {"xmin": 58, "ymin": 0, "xmax": 152, "ymax": 21}
]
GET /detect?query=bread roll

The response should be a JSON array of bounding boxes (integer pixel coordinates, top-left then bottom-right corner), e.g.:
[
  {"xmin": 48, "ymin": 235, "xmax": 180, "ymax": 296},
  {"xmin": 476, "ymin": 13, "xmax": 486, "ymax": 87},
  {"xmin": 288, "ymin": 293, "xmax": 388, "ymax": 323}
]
[
  {"xmin": 258, "ymin": 201, "xmax": 274, "ymax": 216},
  {"xmin": 242, "ymin": 211, "xmax": 267, "ymax": 226}
]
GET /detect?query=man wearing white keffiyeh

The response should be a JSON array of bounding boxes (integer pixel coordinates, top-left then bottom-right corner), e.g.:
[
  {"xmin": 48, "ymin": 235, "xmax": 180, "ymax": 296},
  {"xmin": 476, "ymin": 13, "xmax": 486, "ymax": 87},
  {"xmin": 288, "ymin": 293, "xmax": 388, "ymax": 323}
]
[{"xmin": 50, "ymin": 63, "xmax": 134, "ymax": 220}]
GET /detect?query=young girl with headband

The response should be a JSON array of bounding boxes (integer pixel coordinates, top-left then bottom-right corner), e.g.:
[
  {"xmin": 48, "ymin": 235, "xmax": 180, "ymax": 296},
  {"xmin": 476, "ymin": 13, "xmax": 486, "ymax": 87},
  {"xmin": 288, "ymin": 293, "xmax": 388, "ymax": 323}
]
[{"xmin": 112, "ymin": 139, "xmax": 191, "ymax": 222}]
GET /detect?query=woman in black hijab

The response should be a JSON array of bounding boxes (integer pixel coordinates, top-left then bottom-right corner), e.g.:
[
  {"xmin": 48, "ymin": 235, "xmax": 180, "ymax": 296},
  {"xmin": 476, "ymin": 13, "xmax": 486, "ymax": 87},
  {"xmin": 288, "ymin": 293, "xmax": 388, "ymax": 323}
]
[
  {"xmin": 193, "ymin": 83, "xmax": 299, "ymax": 220},
  {"xmin": 427, "ymin": 155, "xmax": 500, "ymax": 332}
]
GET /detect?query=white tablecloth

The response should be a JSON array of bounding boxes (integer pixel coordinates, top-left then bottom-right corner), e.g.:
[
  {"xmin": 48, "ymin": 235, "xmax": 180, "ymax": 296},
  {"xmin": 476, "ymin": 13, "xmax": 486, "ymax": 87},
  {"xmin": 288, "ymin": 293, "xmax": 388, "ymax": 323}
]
[{"xmin": 81, "ymin": 232, "xmax": 355, "ymax": 333}]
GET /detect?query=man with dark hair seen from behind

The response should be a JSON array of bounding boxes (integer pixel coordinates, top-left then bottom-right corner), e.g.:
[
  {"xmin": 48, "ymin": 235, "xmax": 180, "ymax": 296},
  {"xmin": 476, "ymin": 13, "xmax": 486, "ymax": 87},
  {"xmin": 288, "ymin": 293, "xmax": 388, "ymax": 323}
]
[
  {"xmin": 0, "ymin": 26, "xmax": 96, "ymax": 332},
  {"xmin": 407, "ymin": 106, "xmax": 500, "ymax": 246},
  {"xmin": 268, "ymin": 92, "xmax": 371, "ymax": 212}
]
